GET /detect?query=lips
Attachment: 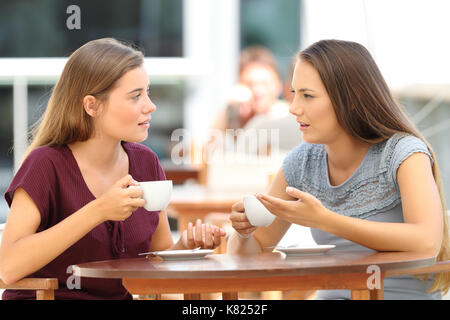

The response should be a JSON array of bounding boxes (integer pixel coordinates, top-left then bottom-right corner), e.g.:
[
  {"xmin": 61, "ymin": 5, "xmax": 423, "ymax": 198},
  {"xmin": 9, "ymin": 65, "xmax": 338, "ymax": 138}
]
[
  {"xmin": 298, "ymin": 121, "xmax": 310, "ymax": 127},
  {"xmin": 138, "ymin": 118, "xmax": 151, "ymax": 125}
]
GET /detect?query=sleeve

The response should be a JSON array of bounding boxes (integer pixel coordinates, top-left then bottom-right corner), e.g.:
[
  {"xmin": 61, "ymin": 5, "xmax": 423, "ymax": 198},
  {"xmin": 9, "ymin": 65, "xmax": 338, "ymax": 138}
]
[
  {"xmin": 4, "ymin": 148, "xmax": 57, "ymax": 228},
  {"xmin": 282, "ymin": 143, "xmax": 305, "ymax": 189},
  {"xmin": 389, "ymin": 135, "xmax": 433, "ymax": 190}
]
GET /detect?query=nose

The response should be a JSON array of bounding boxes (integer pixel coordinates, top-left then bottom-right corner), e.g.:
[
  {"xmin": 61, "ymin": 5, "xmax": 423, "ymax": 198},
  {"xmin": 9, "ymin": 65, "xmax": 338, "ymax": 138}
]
[
  {"xmin": 143, "ymin": 95, "xmax": 156, "ymax": 114},
  {"xmin": 289, "ymin": 96, "xmax": 303, "ymax": 117}
]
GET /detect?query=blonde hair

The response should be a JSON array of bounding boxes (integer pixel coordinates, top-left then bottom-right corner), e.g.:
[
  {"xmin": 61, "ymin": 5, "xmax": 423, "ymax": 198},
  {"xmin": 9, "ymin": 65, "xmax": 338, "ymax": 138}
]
[
  {"xmin": 300, "ymin": 39, "xmax": 449, "ymax": 295},
  {"xmin": 24, "ymin": 38, "xmax": 143, "ymax": 160}
]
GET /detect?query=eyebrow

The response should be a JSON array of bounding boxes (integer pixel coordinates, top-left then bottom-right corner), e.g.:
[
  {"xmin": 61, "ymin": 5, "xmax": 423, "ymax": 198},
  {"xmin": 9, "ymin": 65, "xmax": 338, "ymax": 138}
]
[
  {"xmin": 290, "ymin": 86, "xmax": 315, "ymax": 92},
  {"xmin": 298, "ymin": 88, "xmax": 315, "ymax": 92},
  {"xmin": 127, "ymin": 85, "xmax": 150, "ymax": 94}
]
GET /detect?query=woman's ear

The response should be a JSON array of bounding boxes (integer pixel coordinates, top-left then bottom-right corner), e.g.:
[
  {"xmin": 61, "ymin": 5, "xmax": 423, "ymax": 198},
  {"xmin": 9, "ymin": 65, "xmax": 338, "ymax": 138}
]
[{"xmin": 83, "ymin": 95, "xmax": 100, "ymax": 117}]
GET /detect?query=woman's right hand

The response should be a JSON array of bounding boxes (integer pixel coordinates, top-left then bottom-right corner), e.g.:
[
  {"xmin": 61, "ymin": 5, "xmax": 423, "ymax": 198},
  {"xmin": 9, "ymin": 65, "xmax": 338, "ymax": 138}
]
[
  {"xmin": 229, "ymin": 200, "xmax": 257, "ymax": 238},
  {"xmin": 94, "ymin": 174, "xmax": 146, "ymax": 222}
]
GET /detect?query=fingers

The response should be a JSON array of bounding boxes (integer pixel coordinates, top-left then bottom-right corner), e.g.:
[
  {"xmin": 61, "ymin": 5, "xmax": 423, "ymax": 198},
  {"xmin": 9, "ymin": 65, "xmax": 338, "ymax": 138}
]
[
  {"xmin": 129, "ymin": 197, "xmax": 146, "ymax": 209},
  {"xmin": 116, "ymin": 174, "xmax": 139, "ymax": 188},
  {"xmin": 229, "ymin": 211, "xmax": 249, "ymax": 223},
  {"xmin": 256, "ymin": 193, "xmax": 284, "ymax": 207},
  {"xmin": 212, "ymin": 226, "xmax": 221, "ymax": 247},
  {"xmin": 126, "ymin": 185, "xmax": 143, "ymax": 198},
  {"xmin": 229, "ymin": 212, "xmax": 257, "ymax": 234},
  {"xmin": 185, "ymin": 219, "xmax": 226, "ymax": 249},
  {"xmin": 285, "ymin": 186, "xmax": 306, "ymax": 201},
  {"xmin": 204, "ymin": 223, "xmax": 213, "ymax": 248},
  {"xmin": 231, "ymin": 200, "xmax": 244, "ymax": 212},
  {"xmin": 186, "ymin": 219, "xmax": 205, "ymax": 248},
  {"xmin": 186, "ymin": 222, "xmax": 196, "ymax": 248},
  {"xmin": 124, "ymin": 185, "xmax": 145, "ymax": 209},
  {"xmin": 229, "ymin": 212, "xmax": 252, "ymax": 227},
  {"xmin": 256, "ymin": 193, "xmax": 290, "ymax": 215},
  {"xmin": 195, "ymin": 219, "xmax": 203, "ymax": 247}
]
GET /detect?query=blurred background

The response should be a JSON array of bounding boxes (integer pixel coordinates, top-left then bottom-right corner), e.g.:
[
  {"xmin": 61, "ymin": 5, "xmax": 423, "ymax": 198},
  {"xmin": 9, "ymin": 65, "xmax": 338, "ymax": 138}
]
[{"xmin": 0, "ymin": 0, "xmax": 450, "ymax": 223}]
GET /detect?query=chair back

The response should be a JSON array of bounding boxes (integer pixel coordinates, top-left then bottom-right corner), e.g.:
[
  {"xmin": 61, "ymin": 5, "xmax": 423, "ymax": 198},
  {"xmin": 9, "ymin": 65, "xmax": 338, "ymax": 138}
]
[{"xmin": 0, "ymin": 278, "xmax": 58, "ymax": 300}]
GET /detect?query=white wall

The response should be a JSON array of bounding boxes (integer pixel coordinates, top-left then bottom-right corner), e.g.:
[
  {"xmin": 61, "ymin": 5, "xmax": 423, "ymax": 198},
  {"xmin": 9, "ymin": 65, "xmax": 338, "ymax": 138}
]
[
  {"xmin": 302, "ymin": 0, "xmax": 450, "ymax": 89},
  {"xmin": 183, "ymin": 0, "xmax": 240, "ymax": 142}
]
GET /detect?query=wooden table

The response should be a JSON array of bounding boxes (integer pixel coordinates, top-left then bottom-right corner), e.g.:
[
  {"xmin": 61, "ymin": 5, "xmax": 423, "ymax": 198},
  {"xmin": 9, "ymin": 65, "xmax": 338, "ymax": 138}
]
[
  {"xmin": 72, "ymin": 250, "xmax": 436, "ymax": 300},
  {"xmin": 161, "ymin": 161, "xmax": 204, "ymax": 185}
]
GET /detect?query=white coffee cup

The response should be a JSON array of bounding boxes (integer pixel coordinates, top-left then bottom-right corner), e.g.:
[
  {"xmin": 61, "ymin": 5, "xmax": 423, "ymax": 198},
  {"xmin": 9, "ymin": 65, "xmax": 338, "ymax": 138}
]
[
  {"xmin": 136, "ymin": 180, "xmax": 173, "ymax": 211},
  {"xmin": 243, "ymin": 195, "xmax": 276, "ymax": 227}
]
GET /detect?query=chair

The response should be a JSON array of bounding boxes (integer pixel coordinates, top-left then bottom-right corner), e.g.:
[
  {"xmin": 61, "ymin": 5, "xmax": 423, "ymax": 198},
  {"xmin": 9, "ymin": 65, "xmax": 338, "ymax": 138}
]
[
  {"xmin": 0, "ymin": 278, "xmax": 58, "ymax": 300},
  {"xmin": 0, "ymin": 223, "xmax": 58, "ymax": 300}
]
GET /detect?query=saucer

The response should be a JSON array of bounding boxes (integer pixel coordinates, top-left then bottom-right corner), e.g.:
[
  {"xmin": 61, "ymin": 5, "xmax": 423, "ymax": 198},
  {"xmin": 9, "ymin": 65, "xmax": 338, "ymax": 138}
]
[{"xmin": 274, "ymin": 245, "xmax": 336, "ymax": 256}]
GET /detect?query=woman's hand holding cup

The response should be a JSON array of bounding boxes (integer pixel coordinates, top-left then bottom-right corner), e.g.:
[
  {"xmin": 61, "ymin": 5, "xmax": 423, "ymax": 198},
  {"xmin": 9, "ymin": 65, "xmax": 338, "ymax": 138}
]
[
  {"xmin": 229, "ymin": 200, "xmax": 257, "ymax": 238},
  {"xmin": 94, "ymin": 174, "xmax": 146, "ymax": 223}
]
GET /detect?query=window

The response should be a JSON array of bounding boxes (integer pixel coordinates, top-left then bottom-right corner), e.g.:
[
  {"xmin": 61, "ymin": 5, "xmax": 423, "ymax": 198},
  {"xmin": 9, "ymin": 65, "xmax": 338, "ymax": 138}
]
[
  {"xmin": 240, "ymin": 0, "xmax": 301, "ymax": 79},
  {"xmin": 0, "ymin": 86, "xmax": 13, "ymax": 223},
  {"xmin": 0, "ymin": 0, "xmax": 183, "ymax": 57},
  {"xmin": 0, "ymin": 0, "xmax": 186, "ymax": 222}
]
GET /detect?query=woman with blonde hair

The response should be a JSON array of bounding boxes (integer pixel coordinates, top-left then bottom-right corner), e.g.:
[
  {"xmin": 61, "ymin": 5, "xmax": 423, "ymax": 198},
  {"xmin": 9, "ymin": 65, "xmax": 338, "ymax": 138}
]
[
  {"xmin": 228, "ymin": 39, "xmax": 449, "ymax": 299},
  {"xmin": 0, "ymin": 38, "xmax": 225, "ymax": 300}
]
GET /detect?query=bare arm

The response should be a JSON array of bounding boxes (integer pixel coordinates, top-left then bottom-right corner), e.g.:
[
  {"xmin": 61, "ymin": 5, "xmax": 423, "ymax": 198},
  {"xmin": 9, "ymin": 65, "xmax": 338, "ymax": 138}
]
[
  {"xmin": 148, "ymin": 210, "xmax": 175, "ymax": 251},
  {"xmin": 257, "ymin": 153, "xmax": 443, "ymax": 254},
  {"xmin": 0, "ymin": 175, "xmax": 145, "ymax": 284},
  {"xmin": 317, "ymin": 152, "xmax": 443, "ymax": 253},
  {"xmin": 0, "ymin": 188, "xmax": 103, "ymax": 284}
]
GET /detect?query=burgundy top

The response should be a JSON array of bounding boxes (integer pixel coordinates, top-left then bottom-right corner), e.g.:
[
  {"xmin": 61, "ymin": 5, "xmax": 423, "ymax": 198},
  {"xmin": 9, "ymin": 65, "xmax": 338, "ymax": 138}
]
[{"xmin": 3, "ymin": 142, "xmax": 165, "ymax": 300}]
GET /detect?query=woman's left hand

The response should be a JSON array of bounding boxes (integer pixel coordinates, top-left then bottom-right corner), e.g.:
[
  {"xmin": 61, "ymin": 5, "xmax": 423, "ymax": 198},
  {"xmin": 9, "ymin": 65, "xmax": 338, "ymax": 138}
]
[
  {"xmin": 256, "ymin": 187, "xmax": 326, "ymax": 228},
  {"xmin": 180, "ymin": 219, "xmax": 226, "ymax": 250}
]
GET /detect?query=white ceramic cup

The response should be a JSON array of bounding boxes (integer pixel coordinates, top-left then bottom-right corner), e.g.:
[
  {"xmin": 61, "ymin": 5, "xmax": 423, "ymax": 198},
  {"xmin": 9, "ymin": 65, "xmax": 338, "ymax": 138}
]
[
  {"xmin": 243, "ymin": 195, "xmax": 276, "ymax": 227},
  {"xmin": 136, "ymin": 180, "xmax": 173, "ymax": 211}
]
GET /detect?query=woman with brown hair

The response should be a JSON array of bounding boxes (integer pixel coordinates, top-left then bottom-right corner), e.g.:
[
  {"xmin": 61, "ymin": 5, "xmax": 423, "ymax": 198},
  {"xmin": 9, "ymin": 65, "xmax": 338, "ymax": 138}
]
[
  {"xmin": 228, "ymin": 39, "xmax": 449, "ymax": 299},
  {"xmin": 0, "ymin": 38, "xmax": 225, "ymax": 299}
]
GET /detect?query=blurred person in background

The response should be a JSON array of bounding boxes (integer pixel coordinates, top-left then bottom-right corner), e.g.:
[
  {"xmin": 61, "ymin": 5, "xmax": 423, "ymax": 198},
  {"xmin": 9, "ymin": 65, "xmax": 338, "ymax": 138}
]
[{"xmin": 212, "ymin": 45, "xmax": 301, "ymax": 153}]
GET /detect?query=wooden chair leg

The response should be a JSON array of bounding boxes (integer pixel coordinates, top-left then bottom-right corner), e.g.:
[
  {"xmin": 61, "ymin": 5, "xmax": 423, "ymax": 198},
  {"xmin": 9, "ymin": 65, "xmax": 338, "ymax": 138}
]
[
  {"xmin": 350, "ymin": 289, "xmax": 371, "ymax": 300},
  {"xmin": 184, "ymin": 293, "xmax": 201, "ymax": 300},
  {"xmin": 369, "ymin": 288, "xmax": 384, "ymax": 300},
  {"xmin": 222, "ymin": 292, "xmax": 238, "ymax": 300},
  {"xmin": 36, "ymin": 289, "xmax": 55, "ymax": 300}
]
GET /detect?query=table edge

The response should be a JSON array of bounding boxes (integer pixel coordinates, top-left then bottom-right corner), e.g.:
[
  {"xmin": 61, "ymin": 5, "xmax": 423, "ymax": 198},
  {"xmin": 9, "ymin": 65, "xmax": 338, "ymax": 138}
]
[{"xmin": 72, "ymin": 253, "xmax": 437, "ymax": 280}]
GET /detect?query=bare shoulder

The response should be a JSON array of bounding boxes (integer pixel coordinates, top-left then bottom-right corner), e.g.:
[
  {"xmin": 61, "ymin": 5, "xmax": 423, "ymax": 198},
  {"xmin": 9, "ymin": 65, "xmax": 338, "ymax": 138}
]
[
  {"xmin": 397, "ymin": 152, "xmax": 442, "ymax": 223},
  {"xmin": 396, "ymin": 151, "xmax": 434, "ymax": 182}
]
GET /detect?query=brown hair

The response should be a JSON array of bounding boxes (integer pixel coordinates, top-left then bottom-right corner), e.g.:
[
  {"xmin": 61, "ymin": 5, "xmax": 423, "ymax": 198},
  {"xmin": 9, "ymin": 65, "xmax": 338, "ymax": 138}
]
[
  {"xmin": 239, "ymin": 45, "xmax": 281, "ymax": 81},
  {"xmin": 24, "ymin": 38, "xmax": 144, "ymax": 158},
  {"xmin": 299, "ymin": 39, "xmax": 449, "ymax": 294}
]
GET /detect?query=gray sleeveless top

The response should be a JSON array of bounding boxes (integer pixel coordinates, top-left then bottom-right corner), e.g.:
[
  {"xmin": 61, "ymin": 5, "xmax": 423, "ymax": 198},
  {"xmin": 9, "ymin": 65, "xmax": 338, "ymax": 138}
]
[{"xmin": 282, "ymin": 133, "xmax": 441, "ymax": 300}]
